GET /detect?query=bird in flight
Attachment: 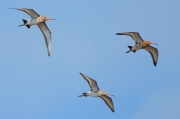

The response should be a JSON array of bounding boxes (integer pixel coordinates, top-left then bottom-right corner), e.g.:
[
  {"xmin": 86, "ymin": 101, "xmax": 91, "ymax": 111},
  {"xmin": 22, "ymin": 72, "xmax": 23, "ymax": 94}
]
[
  {"xmin": 10, "ymin": 8, "xmax": 55, "ymax": 57},
  {"xmin": 78, "ymin": 73, "xmax": 115, "ymax": 112},
  {"xmin": 116, "ymin": 32, "xmax": 158, "ymax": 66}
]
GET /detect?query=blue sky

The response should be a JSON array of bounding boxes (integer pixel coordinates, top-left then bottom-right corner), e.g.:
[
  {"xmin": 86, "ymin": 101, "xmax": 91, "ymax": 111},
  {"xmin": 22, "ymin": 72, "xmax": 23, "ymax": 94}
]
[{"xmin": 0, "ymin": 0, "xmax": 180, "ymax": 119}]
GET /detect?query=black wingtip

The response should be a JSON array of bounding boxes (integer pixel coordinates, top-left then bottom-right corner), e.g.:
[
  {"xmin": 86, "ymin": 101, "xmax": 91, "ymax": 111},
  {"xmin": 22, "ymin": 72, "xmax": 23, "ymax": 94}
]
[{"xmin": 153, "ymin": 59, "xmax": 157, "ymax": 66}]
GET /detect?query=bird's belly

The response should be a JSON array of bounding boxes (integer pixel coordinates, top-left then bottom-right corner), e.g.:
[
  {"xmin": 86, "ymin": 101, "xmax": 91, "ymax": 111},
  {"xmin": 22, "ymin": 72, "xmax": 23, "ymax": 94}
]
[
  {"xmin": 132, "ymin": 45, "xmax": 142, "ymax": 50},
  {"xmin": 27, "ymin": 19, "xmax": 39, "ymax": 25},
  {"xmin": 88, "ymin": 91, "xmax": 99, "ymax": 97}
]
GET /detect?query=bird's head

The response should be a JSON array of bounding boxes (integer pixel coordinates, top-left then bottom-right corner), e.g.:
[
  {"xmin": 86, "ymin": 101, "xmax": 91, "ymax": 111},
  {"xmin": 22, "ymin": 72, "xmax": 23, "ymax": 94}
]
[{"xmin": 101, "ymin": 90, "xmax": 115, "ymax": 97}]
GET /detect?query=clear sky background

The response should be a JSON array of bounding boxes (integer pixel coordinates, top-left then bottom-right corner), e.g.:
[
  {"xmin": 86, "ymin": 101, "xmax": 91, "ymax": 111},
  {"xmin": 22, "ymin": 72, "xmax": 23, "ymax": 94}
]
[{"xmin": 0, "ymin": 0, "xmax": 180, "ymax": 119}]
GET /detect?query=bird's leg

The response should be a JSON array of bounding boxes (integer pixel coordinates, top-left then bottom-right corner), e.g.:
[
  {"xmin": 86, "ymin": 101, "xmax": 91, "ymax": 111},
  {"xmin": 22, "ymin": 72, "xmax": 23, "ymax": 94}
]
[
  {"xmin": 126, "ymin": 46, "xmax": 134, "ymax": 53},
  {"xmin": 125, "ymin": 50, "xmax": 131, "ymax": 53},
  {"xmin": 126, "ymin": 50, "xmax": 136, "ymax": 53},
  {"xmin": 18, "ymin": 19, "xmax": 30, "ymax": 28},
  {"xmin": 18, "ymin": 24, "xmax": 24, "ymax": 27},
  {"xmin": 78, "ymin": 93, "xmax": 87, "ymax": 97}
]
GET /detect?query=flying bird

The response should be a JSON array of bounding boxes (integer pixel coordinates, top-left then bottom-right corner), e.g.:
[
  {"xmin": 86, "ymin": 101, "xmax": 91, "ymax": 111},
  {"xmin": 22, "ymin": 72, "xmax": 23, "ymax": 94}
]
[
  {"xmin": 10, "ymin": 8, "xmax": 55, "ymax": 57},
  {"xmin": 116, "ymin": 32, "xmax": 158, "ymax": 66},
  {"xmin": 78, "ymin": 73, "xmax": 115, "ymax": 112}
]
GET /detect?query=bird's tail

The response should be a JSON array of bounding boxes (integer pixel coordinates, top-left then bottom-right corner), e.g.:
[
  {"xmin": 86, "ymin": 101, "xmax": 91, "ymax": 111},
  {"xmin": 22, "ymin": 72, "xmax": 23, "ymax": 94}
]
[
  {"xmin": 78, "ymin": 93, "xmax": 87, "ymax": 97},
  {"xmin": 18, "ymin": 19, "xmax": 31, "ymax": 29},
  {"xmin": 126, "ymin": 46, "xmax": 136, "ymax": 53}
]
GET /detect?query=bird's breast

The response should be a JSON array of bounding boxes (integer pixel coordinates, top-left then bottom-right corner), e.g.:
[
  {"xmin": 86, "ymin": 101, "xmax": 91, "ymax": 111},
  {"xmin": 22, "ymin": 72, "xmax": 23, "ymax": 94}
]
[
  {"xmin": 141, "ymin": 41, "xmax": 150, "ymax": 48},
  {"xmin": 36, "ymin": 16, "xmax": 46, "ymax": 23}
]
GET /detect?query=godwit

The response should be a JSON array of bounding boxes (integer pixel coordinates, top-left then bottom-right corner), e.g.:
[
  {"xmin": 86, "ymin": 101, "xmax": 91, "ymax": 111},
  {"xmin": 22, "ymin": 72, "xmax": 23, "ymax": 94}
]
[
  {"xmin": 10, "ymin": 8, "xmax": 55, "ymax": 57},
  {"xmin": 116, "ymin": 32, "xmax": 158, "ymax": 66},
  {"xmin": 78, "ymin": 73, "xmax": 115, "ymax": 112}
]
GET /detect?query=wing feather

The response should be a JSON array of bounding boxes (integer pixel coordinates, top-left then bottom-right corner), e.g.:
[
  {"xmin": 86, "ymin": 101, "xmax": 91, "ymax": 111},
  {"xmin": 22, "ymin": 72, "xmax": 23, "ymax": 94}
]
[
  {"xmin": 145, "ymin": 46, "xmax": 158, "ymax": 66},
  {"xmin": 116, "ymin": 32, "xmax": 143, "ymax": 44},
  {"xmin": 80, "ymin": 73, "xmax": 99, "ymax": 91},
  {"xmin": 10, "ymin": 8, "xmax": 40, "ymax": 19},
  {"xmin": 38, "ymin": 22, "xmax": 52, "ymax": 56},
  {"xmin": 101, "ymin": 95, "xmax": 114, "ymax": 112}
]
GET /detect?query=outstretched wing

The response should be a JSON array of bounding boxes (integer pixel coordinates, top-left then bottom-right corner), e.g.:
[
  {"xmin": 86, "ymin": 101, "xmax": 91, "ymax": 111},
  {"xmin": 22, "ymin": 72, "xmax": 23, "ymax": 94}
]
[
  {"xmin": 145, "ymin": 46, "xmax": 158, "ymax": 66},
  {"xmin": 10, "ymin": 8, "xmax": 40, "ymax": 19},
  {"xmin": 116, "ymin": 32, "xmax": 143, "ymax": 44},
  {"xmin": 80, "ymin": 73, "xmax": 99, "ymax": 91},
  {"xmin": 38, "ymin": 22, "xmax": 52, "ymax": 57},
  {"xmin": 101, "ymin": 95, "xmax": 115, "ymax": 112}
]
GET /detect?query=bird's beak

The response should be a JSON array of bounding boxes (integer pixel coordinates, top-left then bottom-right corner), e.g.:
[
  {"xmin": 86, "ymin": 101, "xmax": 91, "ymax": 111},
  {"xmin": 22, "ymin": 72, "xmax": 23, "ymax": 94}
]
[
  {"xmin": 151, "ymin": 42, "xmax": 158, "ymax": 45},
  {"xmin": 48, "ymin": 18, "xmax": 56, "ymax": 20},
  {"xmin": 107, "ymin": 93, "xmax": 115, "ymax": 97}
]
